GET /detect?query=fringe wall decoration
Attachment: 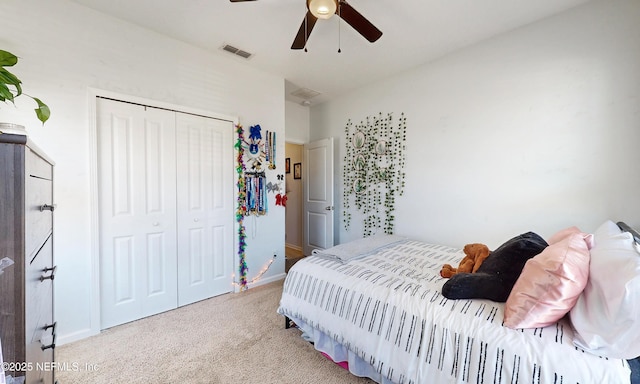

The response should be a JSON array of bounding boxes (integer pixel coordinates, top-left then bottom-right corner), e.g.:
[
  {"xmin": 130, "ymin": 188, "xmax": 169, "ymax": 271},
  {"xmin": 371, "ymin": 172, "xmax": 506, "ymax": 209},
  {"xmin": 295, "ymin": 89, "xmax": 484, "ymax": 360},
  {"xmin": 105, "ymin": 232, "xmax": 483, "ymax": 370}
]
[
  {"xmin": 234, "ymin": 124, "xmax": 249, "ymax": 290},
  {"xmin": 343, "ymin": 112, "xmax": 407, "ymax": 237}
]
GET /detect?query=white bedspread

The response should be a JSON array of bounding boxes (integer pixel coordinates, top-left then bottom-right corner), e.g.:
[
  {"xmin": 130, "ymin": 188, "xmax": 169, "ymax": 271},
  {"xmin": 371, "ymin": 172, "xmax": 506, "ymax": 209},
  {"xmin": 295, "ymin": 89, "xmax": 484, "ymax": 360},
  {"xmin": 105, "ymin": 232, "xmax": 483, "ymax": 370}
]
[{"xmin": 278, "ymin": 239, "xmax": 631, "ymax": 384}]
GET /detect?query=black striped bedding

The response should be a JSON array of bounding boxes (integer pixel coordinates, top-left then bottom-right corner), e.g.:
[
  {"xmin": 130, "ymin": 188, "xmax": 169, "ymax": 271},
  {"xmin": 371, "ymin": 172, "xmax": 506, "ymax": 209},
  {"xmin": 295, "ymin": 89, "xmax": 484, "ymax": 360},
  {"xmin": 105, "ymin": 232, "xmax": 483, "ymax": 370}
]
[{"xmin": 277, "ymin": 239, "xmax": 631, "ymax": 384}]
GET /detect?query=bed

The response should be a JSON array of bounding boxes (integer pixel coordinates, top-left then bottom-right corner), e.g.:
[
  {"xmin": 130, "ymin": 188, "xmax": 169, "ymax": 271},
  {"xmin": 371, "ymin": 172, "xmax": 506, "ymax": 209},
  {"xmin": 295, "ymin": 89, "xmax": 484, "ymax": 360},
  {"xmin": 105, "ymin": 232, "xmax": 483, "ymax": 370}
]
[{"xmin": 277, "ymin": 221, "xmax": 640, "ymax": 384}]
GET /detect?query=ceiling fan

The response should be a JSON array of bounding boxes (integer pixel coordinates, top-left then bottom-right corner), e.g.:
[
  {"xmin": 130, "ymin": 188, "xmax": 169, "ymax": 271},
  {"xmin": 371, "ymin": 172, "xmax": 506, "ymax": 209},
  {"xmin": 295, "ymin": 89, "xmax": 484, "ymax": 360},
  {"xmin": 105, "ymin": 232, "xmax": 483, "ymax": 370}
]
[{"xmin": 230, "ymin": 0, "xmax": 383, "ymax": 50}]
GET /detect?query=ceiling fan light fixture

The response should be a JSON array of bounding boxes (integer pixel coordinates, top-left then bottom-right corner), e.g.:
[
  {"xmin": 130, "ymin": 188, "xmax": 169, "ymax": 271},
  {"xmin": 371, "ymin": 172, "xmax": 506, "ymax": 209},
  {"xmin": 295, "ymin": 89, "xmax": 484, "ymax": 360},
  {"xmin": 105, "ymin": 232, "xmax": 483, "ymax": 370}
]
[{"xmin": 308, "ymin": 0, "xmax": 337, "ymax": 20}]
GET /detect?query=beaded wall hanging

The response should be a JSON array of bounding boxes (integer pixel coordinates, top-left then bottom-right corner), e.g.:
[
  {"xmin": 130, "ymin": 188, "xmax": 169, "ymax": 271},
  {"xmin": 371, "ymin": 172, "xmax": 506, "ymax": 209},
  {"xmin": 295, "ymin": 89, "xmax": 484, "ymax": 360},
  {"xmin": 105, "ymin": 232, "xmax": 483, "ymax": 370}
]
[{"xmin": 241, "ymin": 124, "xmax": 270, "ymax": 216}]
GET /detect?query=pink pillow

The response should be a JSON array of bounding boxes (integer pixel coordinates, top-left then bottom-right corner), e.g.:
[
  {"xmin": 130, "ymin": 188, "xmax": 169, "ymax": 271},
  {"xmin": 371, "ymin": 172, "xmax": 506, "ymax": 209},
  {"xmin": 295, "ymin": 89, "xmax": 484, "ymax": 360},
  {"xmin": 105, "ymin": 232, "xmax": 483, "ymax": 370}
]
[
  {"xmin": 503, "ymin": 229, "xmax": 591, "ymax": 329},
  {"xmin": 546, "ymin": 226, "xmax": 594, "ymax": 248}
]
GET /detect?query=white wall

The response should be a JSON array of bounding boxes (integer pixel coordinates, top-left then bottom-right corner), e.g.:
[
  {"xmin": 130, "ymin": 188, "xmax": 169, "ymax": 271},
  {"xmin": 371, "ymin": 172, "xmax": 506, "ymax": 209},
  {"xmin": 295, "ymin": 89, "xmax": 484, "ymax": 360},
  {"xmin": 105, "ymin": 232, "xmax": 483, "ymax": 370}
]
[
  {"xmin": 0, "ymin": 0, "xmax": 285, "ymax": 344},
  {"xmin": 310, "ymin": 0, "xmax": 640, "ymax": 249},
  {"xmin": 285, "ymin": 100, "xmax": 311, "ymax": 144}
]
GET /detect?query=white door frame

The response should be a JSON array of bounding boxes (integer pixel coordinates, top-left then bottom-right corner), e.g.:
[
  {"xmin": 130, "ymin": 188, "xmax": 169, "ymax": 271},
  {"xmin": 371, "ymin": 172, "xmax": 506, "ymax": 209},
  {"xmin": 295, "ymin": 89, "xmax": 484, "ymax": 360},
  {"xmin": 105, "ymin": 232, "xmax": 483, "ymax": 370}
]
[{"xmin": 85, "ymin": 88, "xmax": 238, "ymax": 341}]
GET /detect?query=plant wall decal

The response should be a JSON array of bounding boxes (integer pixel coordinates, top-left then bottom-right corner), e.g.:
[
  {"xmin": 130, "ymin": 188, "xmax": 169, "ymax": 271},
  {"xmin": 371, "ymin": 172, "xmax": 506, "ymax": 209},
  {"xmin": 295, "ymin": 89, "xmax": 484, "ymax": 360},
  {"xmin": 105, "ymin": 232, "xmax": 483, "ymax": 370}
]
[{"xmin": 343, "ymin": 112, "xmax": 407, "ymax": 236}]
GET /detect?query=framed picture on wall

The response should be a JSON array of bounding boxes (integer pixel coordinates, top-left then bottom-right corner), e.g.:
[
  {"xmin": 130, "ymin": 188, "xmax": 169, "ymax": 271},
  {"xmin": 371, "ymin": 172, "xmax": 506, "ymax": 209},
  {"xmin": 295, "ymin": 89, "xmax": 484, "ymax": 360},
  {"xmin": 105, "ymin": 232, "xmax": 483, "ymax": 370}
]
[
  {"xmin": 293, "ymin": 163, "xmax": 301, "ymax": 179},
  {"xmin": 285, "ymin": 158, "xmax": 291, "ymax": 174}
]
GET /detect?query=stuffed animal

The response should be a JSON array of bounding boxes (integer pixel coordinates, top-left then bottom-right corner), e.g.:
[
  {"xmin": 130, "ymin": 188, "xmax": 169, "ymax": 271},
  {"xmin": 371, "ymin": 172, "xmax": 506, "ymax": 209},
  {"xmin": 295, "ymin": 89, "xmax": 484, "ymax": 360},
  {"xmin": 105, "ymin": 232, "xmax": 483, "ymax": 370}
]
[
  {"xmin": 442, "ymin": 232, "xmax": 548, "ymax": 302},
  {"xmin": 440, "ymin": 243, "xmax": 491, "ymax": 278}
]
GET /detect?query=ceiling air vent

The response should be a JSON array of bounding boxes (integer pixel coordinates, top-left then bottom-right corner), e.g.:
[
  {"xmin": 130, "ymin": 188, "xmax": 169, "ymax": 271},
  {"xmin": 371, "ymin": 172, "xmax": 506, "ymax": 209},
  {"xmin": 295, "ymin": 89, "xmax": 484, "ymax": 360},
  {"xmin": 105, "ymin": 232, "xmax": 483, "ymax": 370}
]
[
  {"xmin": 290, "ymin": 87, "xmax": 321, "ymax": 100},
  {"xmin": 221, "ymin": 44, "xmax": 253, "ymax": 59}
]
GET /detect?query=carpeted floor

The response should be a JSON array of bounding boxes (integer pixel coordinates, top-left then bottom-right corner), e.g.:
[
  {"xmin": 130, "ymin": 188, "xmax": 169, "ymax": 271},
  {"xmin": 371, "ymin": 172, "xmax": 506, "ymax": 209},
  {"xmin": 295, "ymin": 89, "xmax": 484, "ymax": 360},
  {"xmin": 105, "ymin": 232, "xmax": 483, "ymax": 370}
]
[{"xmin": 56, "ymin": 280, "xmax": 375, "ymax": 384}]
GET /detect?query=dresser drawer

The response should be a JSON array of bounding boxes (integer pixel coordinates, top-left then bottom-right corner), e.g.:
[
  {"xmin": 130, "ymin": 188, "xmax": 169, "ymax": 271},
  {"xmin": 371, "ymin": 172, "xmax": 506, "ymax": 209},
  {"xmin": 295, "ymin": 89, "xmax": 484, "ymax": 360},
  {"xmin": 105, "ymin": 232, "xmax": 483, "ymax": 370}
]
[
  {"xmin": 26, "ymin": 235, "xmax": 54, "ymax": 336},
  {"xmin": 25, "ymin": 175, "xmax": 53, "ymax": 260},
  {"xmin": 26, "ymin": 147, "xmax": 53, "ymax": 180},
  {"xmin": 25, "ymin": 235, "xmax": 55, "ymax": 384}
]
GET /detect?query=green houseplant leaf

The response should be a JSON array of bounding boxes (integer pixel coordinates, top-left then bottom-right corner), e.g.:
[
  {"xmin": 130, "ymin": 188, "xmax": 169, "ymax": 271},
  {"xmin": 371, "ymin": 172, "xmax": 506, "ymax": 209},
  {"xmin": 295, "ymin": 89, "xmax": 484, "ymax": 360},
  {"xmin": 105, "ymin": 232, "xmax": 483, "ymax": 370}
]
[
  {"xmin": 0, "ymin": 83, "xmax": 14, "ymax": 102},
  {"xmin": 0, "ymin": 49, "xmax": 50, "ymax": 124},
  {"xmin": 0, "ymin": 50, "xmax": 18, "ymax": 67},
  {"xmin": 33, "ymin": 97, "xmax": 50, "ymax": 124}
]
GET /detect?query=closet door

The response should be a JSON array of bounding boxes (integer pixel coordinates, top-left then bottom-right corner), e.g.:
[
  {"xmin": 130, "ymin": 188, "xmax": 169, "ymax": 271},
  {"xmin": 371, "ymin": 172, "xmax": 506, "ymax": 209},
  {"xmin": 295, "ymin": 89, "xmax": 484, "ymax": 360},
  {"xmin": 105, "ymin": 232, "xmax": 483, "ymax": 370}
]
[
  {"xmin": 98, "ymin": 99, "xmax": 178, "ymax": 329},
  {"xmin": 176, "ymin": 114, "xmax": 234, "ymax": 306}
]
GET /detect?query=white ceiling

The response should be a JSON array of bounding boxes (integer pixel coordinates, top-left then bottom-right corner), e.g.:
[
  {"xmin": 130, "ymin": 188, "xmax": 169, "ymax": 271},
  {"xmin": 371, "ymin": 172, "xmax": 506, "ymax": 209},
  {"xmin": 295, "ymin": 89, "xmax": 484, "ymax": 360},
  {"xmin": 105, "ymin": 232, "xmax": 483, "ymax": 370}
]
[{"xmin": 70, "ymin": 0, "xmax": 592, "ymax": 105}]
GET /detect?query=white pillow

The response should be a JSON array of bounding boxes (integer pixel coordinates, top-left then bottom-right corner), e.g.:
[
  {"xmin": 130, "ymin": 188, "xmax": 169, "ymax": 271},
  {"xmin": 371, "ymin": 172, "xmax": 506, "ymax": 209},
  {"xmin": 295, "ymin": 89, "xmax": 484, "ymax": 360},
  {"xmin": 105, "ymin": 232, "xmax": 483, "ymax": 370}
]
[
  {"xmin": 311, "ymin": 234, "xmax": 407, "ymax": 263},
  {"xmin": 569, "ymin": 220, "xmax": 640, "ymax": 359}
]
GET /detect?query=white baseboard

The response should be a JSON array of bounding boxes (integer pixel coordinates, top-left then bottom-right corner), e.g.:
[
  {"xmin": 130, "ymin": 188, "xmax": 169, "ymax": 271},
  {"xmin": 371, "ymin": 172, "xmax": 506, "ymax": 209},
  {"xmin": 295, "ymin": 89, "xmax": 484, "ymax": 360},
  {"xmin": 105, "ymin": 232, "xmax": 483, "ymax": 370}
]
[
  {"xmin": 285, "ymin": 243, "xmax": 303, "ymax": 252},
  {"xmin": 285, "ymin": 244, "xmax": 305, "ymax": 258},
  {"xmin": 57, "ymin": 327, "xmax": 100, "ymax": 346},
  {"xmin": 248, "ymin": 272, "xmax": 286, "ymax": 289}
]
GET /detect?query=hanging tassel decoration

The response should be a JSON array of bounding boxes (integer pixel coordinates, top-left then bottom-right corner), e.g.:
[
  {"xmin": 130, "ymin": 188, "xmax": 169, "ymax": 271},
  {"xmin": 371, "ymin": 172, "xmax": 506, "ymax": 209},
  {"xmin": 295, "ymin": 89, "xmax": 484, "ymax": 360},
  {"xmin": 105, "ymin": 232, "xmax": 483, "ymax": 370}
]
[{"xmin": 235, "ymin": 124, "xmax": 249, "ymax": 290}]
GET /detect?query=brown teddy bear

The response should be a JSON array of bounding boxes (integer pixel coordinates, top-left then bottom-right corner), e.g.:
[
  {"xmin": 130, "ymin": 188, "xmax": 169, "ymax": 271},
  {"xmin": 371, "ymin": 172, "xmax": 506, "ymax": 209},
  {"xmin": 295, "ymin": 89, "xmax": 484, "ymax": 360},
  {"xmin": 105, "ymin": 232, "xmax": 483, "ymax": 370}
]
[{"xmin": 440, "ymin": 243, "xmax": 491, "ymax": 278}]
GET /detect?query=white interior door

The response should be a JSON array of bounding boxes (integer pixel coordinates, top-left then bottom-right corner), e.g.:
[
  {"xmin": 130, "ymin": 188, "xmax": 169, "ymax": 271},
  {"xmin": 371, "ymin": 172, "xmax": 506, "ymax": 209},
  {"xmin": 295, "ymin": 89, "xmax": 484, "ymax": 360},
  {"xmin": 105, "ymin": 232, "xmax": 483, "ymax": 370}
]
[
  {"xmin": 176, "ymin": 114, "xmax": 234, "ymax": 306},
  {"xmin": 98, "ymin": 98, "xmax": 178, "ymax": 329},
  {"xmin": 303, "ymin": 138, "xmax": 335, "ymax": 255}
]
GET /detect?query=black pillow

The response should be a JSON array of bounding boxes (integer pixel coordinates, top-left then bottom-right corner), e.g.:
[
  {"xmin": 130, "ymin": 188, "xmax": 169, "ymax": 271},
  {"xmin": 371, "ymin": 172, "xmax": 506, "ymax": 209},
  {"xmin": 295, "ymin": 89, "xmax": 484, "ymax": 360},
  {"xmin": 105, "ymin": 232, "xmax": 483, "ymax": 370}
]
[{"xmin": 441, "ymin": 232, "xmax": 548, "ymax": 302}]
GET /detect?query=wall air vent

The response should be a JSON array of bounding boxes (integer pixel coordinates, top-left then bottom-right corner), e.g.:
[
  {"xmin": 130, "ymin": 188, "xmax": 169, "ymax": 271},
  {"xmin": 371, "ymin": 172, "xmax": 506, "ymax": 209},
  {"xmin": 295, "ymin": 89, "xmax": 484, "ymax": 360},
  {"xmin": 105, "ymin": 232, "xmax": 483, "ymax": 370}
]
[{"xmin": 221, "ymin": 44, "xmax": 253, "ymax": 59}]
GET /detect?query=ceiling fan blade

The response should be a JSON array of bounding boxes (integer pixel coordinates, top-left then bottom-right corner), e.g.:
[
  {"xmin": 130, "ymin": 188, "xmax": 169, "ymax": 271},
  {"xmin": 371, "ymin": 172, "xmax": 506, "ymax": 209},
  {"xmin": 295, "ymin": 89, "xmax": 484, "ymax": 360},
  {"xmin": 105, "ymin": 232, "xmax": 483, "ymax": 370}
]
[
  {"xmin": 229, "ymin": 0, "xmax": 257, "ymax": 2},
  {"xmin": 338, "ymin": 1, "xmax": 382, "ymax": 43},
  {"xmin": 291, "ymin": 11, "xmax": 318, "ymax": 50}
]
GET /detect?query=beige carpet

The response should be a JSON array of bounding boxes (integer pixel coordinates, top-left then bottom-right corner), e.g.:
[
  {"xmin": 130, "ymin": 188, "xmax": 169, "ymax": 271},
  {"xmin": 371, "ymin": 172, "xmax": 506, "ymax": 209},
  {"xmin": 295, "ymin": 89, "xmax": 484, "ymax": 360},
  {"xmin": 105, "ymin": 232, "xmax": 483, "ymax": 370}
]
[{"xmin": 56, "ymin": 280, "xmax": 375, "ymax": 384}]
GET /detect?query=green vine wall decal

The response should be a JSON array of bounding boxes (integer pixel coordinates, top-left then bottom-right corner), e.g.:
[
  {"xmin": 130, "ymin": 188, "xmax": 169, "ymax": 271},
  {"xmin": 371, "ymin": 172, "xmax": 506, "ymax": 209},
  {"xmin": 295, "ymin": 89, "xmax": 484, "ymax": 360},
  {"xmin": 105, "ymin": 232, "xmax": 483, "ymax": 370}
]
[{"xmin": 343, "ymin": 112, "xmax": 407, "ymax": 236}]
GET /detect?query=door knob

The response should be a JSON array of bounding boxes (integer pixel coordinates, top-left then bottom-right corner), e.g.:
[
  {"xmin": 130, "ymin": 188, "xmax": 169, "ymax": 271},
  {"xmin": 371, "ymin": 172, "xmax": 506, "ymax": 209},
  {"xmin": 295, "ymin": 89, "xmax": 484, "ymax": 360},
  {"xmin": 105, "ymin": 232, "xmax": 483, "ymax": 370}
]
[{"xmin": 325, "ymin": 206, "xmax": 334, "ymax": 211}]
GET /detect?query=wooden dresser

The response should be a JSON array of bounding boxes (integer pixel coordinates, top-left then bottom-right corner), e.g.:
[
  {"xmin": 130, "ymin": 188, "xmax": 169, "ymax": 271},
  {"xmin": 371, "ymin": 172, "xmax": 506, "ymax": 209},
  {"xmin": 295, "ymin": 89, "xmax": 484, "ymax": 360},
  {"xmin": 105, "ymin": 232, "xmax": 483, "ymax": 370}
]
[{"xmin": 0, "ymin": 132, "xmax": 56, "ymax": 384}]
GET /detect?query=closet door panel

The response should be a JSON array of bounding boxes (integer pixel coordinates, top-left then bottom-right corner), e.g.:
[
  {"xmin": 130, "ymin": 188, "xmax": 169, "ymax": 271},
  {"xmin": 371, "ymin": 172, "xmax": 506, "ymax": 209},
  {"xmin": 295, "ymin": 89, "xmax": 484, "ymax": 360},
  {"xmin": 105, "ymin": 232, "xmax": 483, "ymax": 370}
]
[
  {"xmin": 98, "ymin": 99, "xmax": 178, "ymax": 329},
  {"xmin": 211, "ymin": 224, "xmax": 226, "ymax": 280},
  {"xmin": 186, "ymin": 227, "xmax": 205, "ymax": 285},
  {"xmin": 176, "ymin": 114, "xmax": 233, "ymax": 306}
]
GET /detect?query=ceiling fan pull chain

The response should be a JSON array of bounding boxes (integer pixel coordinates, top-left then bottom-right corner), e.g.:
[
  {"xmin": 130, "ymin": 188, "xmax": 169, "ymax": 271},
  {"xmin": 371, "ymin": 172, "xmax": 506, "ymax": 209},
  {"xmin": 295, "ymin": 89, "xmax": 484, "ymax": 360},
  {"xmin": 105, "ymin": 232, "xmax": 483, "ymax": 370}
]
[
  {"xmin": 304, "ymin": 1, "xmax": 308, "ymax": 52},
  {"xmin": 337, "ymin": 1, "xmax": 342, "ymax": 53}
]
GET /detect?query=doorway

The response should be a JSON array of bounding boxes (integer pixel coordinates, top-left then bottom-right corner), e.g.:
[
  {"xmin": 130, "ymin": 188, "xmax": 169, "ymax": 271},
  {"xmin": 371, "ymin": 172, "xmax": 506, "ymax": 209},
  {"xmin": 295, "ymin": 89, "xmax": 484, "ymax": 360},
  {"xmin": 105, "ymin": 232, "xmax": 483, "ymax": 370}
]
[{"xmin": 284, "ymin": 142, "xmax": 304, "ymax": 271}]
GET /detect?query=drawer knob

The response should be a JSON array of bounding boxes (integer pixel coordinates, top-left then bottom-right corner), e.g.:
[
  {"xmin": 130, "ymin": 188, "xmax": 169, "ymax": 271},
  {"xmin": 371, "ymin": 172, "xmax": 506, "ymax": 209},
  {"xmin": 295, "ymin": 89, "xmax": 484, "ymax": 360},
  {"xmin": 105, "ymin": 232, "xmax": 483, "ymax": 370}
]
[{"xmin": 40, "ymin": 204, "xmax": 56, "ymax": 212}]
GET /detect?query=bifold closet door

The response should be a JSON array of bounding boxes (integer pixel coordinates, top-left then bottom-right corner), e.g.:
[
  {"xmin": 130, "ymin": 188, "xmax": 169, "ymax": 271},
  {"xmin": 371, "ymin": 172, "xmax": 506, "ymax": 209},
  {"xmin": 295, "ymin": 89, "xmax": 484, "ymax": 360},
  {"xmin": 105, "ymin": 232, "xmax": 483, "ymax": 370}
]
[
  {"xmin": 98, "ymin": 99, "xmax": 178, "ymax": 329},
  {"xmin": 176, "ymin": 113, "xmax": 234, "ymax": 306}
]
